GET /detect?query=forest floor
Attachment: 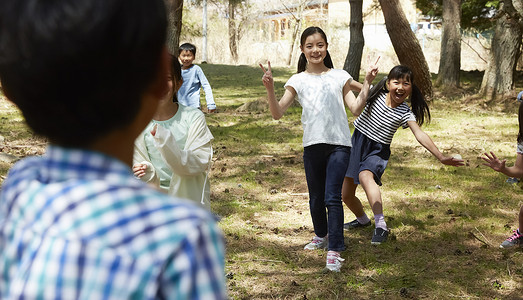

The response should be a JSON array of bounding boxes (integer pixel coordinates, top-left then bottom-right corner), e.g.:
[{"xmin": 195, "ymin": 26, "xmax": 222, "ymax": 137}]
[{"xmin": 1, "ymin": 65, "xmax": 522, "ymax": 299}]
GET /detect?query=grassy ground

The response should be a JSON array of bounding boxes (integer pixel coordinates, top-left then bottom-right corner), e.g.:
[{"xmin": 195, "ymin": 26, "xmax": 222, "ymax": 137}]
[{"xmin": 1, "ymin": 64, "xmax": 523, "ymax": 299}]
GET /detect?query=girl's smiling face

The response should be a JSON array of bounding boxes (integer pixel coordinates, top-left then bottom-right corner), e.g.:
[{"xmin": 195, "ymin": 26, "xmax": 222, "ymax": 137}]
[
  {"xmin": 387, "ymin": 76, "xmax": 412, "ymax": 105},
  {"xmin": 300, "ymin": 33, "xmax": 328, "ymax": 66}
]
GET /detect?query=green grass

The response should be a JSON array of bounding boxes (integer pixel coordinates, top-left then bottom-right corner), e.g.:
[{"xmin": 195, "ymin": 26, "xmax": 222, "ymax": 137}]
[{"xmin": 1, "ymin": 64, "xmax": 523, "ymax": 299}]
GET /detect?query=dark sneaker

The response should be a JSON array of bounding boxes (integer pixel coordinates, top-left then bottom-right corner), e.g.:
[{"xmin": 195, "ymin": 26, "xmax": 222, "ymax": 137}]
[
  {"xmin": 343, "ymin": 219, "xmax": 371, "ymax": 231},
  {"xmin": 371, "ymin": 228, "xmax": 389, "ymax": 245},
  {"xmin": 500, "ymin": 229, "xmax": 523, "ymax": 249}
]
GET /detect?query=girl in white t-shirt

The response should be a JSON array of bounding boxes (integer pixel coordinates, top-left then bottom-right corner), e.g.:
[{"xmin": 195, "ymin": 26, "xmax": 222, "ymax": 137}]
[
  {"xmin": 133, "ymin": 55, "xmax": 214, "ymax": 209},
  {"xmin": 342, "ymin": 65, "xmax": 464, "ymax": 245},
  {"xmin": 482, "ymin": 101, "xmax": 523, "ymax": 249},
  {"xmin": 259, "ymin": 26, "xmax": 378, "ymax": 272}
]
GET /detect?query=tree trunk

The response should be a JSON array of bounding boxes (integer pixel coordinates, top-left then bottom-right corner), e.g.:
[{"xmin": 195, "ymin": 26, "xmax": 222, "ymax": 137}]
[
  {"xmin": 378, "ymin": 0, "xmax": 433, "ymax": 98},
  {"xmin": 287, "ymin": 1, "xmax": 307, "ymax": 66},
  {"xmin": 343, "ymin": 0, "xmax": 364, "ymax": 81},
  {"xmin": 480, "ymin": 0, "xmax": 522, "ymax": 100},
  {"xmin": 436, "ymin": 0, "xmax": 461, "ymax": 88},
  {"xmin": 165, "ymin": 0, "xmax": 184, "ymax": 55},
  {"xmin": 228, "ymin": 1, "xmax": 239, "ymax": 63},
  {"xmin": 287, "ymin": 12, "xmax": 305, "ymax": 66}
]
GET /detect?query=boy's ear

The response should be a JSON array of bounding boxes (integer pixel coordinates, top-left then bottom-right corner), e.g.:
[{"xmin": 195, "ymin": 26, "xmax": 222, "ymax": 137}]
[{"xmin": 149, "ymin": 46, "xmax": 170, "ymax": 100}]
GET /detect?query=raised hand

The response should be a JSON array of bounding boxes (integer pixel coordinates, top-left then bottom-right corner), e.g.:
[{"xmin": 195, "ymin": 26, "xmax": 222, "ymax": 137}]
[
  {"xmin": 259, "ymin": 61, "xmax": 274, "ymax": 89},
  {"xmin": 482, "ymin": 151, "xmax": 506, "ymax": 172},
  {"xmin": 365, "ymin": 56, "xmax": 380, "ymax": 83}
]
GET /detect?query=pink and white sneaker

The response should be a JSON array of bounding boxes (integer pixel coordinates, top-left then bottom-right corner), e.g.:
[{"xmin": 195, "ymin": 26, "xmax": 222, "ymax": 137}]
[
  {"xmin": 304, "ymin": 235, "xmax": 328, "ymax": 250},
  {"xmin": 325, "ymin": 251, "xmax": 345, "ymax": 272}
]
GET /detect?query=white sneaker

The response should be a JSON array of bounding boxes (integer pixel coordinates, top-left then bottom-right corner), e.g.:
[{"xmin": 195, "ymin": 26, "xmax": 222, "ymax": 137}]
[
  {"xmin": 304, "ymin": 235, "xmax": 328, "ymax": 250},
  {"xmin": 325, "ymin": 251, "xmax": 344, "ymax": 272}
]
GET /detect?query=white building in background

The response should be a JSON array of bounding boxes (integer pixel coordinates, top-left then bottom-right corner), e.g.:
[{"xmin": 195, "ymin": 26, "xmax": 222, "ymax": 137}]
[{"xmin": 259, "ymin": 0, "xmax": 418, "ymax": 42}]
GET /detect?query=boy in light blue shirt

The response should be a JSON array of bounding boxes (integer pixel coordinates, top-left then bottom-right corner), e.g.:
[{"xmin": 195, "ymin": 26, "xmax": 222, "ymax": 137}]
[{"xmin": 177, "ymin": 43, "xmax": 217, "ymax": 112}]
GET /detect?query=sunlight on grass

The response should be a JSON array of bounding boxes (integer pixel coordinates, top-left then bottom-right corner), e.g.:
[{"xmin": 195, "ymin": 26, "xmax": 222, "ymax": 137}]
[{"xmin": 2, "ymin": 66, "xmax": 523, "ymax": 299}]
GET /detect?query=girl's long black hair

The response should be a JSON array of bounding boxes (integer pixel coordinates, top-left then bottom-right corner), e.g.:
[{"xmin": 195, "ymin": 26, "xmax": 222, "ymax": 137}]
[
  {"xmin": 367, "ymin": 65, "xmax": 431, "ymax": 126},
  {"xmin": 297, "ymin": 27, "xmax": 334, "ymax": 73},
  {"xmin": 518, "ymin": 101, "xmax": 523, "ymax": 143}
]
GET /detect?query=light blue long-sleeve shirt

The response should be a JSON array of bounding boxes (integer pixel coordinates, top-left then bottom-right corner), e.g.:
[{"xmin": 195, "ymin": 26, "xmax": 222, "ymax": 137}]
[{"xmin": 177, "ymin": 64, "xmax": 216, "ymax": 110}]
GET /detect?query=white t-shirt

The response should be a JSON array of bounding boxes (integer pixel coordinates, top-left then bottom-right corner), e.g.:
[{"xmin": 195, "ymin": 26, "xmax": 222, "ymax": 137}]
[{"xmin": 284, "ymin": 69, "xmax": 353, "ymax": 147}]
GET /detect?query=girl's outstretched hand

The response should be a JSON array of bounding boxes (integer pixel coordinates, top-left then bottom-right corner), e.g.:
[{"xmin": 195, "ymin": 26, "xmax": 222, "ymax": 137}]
[
  {"xmin": 440, "ymin": 156, "xmax": 465, "ymax": 167},
  {"xmin": 259, "ymin": 61, "xmax": 274, "ymax": 89},
  {"xmin": 481, "ymin": 151, "xmax": 506, "ymax": 172}
]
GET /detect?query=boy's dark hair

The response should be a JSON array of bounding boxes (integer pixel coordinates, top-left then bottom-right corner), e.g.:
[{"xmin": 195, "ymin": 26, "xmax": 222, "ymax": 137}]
[
  {"xmin": 367, "ymin": 65, "xmax": 431, "ymax": 127},
  {"xmin": 297, "ymin": 27, "xmax": 334, "ymax": 73},
  {"xmin": 170, "ymin": 54, "xmax": 182, "ymax": 103},
  {"xmin": 179, "ymin": 43, "xmax": 197, "ymax": 56},
  {"xmin": 0, "ymin": 0, "xmax": 167, "ymax": 147}
]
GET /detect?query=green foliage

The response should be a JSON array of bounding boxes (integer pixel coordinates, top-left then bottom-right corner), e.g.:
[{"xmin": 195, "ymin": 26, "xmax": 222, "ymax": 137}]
[{"xmin": 417, "ymin": 0, "xmax": 499, "ymax": 31}]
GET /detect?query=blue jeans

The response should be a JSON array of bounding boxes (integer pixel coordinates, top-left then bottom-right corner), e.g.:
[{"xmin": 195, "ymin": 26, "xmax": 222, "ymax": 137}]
[{"xmin": 303, "ymin": 143, "xmax": 350, "ymax": 252}]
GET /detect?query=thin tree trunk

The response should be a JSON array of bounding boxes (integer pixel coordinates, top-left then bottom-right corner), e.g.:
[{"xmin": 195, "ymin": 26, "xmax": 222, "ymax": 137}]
[
  {"xmin": 344, "ymin": 0, "xmax": 364, "ymax": 81},
  {"xmin": 287, "ymin": 1, "xmax": 307, "ymax": 66},
  {"xmin": 287, "ymin": 19, "xmax": 301, "ymax": 66},
  {"xmin": 436, "ymin": 0, "xmax": 461, "ymax": 88},
  {"xmin": 165, "ymin": 0, "xmax": 184, "ymax": 55},
  {"xmin": 379, "ymin": 0, "xmax": 433, "ymax": 98},
  {"xmin": 480, "ymin": 0, "xmax": 522, "ymax": 100},
  {"xmin": 228, "ymin": 2, "xmax": 238, "ymax": 63}
]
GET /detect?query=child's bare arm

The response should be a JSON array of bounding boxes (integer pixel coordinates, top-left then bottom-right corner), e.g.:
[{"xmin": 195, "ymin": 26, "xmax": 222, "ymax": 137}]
[
  {"xmin": 259, "ymin": 61, "xmax": 295, "ymax": 120},
  {"xmin": 344, "ymin": 57, "xmax": 379, "ymax": 116},
  {"xmin": 409, "ymin": 121, "xmax": 464, "ymax": 166},
  {"xmin": 482, "ymin": 152, "xmax": 523, "ymax": 178}
]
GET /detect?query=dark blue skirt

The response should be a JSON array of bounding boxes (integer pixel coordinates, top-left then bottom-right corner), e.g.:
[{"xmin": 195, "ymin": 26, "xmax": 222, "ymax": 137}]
[{"xmin": 346, "ymin": 128, "xmax": 391, "ymax": 186}]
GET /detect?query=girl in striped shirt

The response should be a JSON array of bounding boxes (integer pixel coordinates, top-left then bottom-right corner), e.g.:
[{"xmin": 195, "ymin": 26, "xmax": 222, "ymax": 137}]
[{"xmin": 342, "ymin": 65, "xmax": 464, "ymax": 245}]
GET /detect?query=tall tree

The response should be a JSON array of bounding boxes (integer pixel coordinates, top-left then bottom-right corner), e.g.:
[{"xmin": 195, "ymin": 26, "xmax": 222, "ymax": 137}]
[
  {"xmin": 480, "ymin": 0, "xmax": 523, "ymax": 99},
  {"xmin": 228, "ymin": 1, "xmax": 239, "ymax": 62},
  {"xmin": 227, "ymin": 0, "xmax": 250, "ymax": 63},
  {"xmin": 285, "ymin": 0, "xmax": 308, "ymax": 66},
  {"xmin": 343, "ymin": 0, "xmax": 364, "ymax": 81},
  {"xmin": 165, "ymin": 0, "xmax": 184, "ymax": 54},
  {"xmin": 436, "ymin": 0, "xmax": 461, "ymax": 88},
  {"xmin": 379, "ymin": 0, "xmax": 433, "ymax": 98}
]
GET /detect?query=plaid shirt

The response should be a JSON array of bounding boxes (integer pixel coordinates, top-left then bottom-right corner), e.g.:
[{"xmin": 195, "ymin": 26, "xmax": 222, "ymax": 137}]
[{"xmin": 0, "ymin": 145, "xmax": 226, "ymax": 299}]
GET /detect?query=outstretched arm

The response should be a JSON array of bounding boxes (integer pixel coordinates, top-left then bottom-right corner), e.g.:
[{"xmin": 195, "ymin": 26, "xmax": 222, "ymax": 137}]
[
  {"xmin": 408, "ymin": 121, "xmax": 464, "ymax": 166},
  {"xmin": 260, "ymin": 61, "xmax": 296, "ymax": 120},
  {"xmin": 343, "ymin": 57, "xmax": 379, "ymax": 116},
  {"xmin": 482, "ymin": 151, "xmax": 523, "ymax": 178}
]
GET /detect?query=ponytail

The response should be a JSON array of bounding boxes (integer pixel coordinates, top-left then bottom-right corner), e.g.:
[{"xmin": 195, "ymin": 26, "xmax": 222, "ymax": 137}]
[
  {"xmin": 367, "ymin": 77, "xmax": 388, "ymax": 106},
  {"xmin": 324, "ymin": 51, "xmax": 334, "ymax": 69},
  {"xmin": 297, "ymin": 53, "xmax": 307, "ymax": 73},
  {"xmin": 410, "ymin": 85, "xmax": 430, "ymax": 126}
]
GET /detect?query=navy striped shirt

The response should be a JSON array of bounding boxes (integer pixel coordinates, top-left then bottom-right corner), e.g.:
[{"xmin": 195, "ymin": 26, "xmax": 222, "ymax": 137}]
[{"xmin": 354, "ymin": 92, "xmax": 416, "ymax": 144}]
